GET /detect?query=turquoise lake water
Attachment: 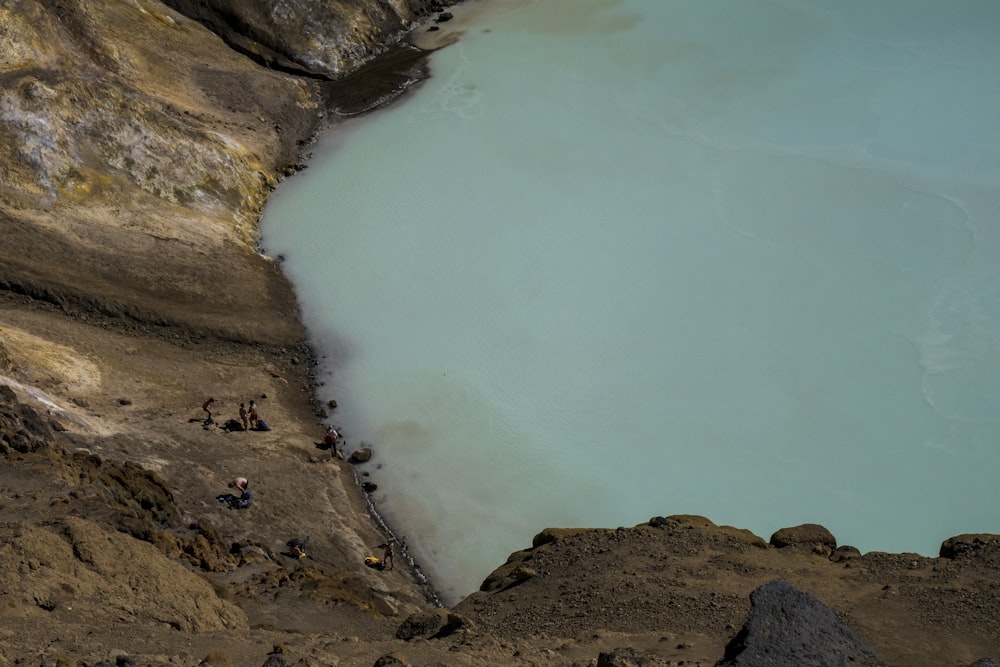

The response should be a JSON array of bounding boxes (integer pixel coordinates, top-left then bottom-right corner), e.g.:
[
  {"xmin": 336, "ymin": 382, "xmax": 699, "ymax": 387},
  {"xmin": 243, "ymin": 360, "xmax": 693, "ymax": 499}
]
[{"xmin": 261, "ymin": 0, "xmax": 1000, "ymax": 603}]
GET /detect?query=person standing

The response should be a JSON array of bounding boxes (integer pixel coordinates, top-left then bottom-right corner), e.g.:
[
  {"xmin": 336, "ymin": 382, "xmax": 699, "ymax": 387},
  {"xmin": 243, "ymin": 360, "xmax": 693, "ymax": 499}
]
[
  {"xmin": 202, "ymin": 398, "xmax": 215, "ymax": 424},
  {"xmin": 248, "ymin": 400, "xmax": 259, "ymax": 430},
  {"xmin": 239, "ymin": 403, "xmax": 249, "ymax": 431},
  {"xmin": 377, "ymin": 539, "xmax": 396, "ymax": 571},
  {"xmin": 324, "ymin": 425, "xmax": 339, "ymax": 452}
]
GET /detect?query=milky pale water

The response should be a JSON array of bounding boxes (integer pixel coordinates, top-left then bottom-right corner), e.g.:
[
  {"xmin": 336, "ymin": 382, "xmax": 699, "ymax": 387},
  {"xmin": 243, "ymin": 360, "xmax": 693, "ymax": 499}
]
[{"xmin": 262, "ymin": 0, "xmax": 1000, "ymax": 603}]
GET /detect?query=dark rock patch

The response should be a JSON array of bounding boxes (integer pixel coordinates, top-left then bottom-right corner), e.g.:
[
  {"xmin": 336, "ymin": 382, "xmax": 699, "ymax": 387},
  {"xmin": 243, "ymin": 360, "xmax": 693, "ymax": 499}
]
[
  {"xmin": 716, "ymin": 579, "xmax": 876, "ymax": 667},
  {"xmin": 0, "ymin": 384, "xmax": 54, "ymax": 454}
]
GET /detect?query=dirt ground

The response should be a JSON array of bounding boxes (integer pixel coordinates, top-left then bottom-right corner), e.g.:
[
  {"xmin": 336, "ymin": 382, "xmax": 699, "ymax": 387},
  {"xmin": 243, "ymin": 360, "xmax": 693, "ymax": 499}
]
[{"xmin": 3, "ymin": 301, "xmax": 1000, "ymax": 667}]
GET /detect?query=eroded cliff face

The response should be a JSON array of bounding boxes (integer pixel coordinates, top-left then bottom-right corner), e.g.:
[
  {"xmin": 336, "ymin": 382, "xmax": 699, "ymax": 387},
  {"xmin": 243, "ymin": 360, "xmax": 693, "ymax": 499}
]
[
  {"xmin": 1, "ymin": 0, "xmax": 333, "ymax": 344},
  {"xmin": 1, "ymin": 0, "xmax": 449, "ymax": 344},
  {"xmin": 162, "ymin": 0, "xmax": 452, "ymax": 77}
]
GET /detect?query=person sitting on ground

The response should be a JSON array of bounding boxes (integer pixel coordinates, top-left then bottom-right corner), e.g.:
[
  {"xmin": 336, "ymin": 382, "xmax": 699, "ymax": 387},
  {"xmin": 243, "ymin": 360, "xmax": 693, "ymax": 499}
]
[
  {"xmin": 228, "ymin": 477, "xmax": 249, "ymax": 494},
  {"xmin": 377, "ymin": 539, "xmax": 396, "ymax": 571},
  {"xmin": 286, "ymin": 538, "xmax": 307, "ymax": 558}
]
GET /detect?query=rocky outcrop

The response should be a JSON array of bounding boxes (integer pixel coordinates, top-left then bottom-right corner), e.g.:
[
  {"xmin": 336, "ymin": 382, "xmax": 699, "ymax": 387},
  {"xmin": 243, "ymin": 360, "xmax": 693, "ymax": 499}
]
[
  {"xmin": 0, "ymin": 383, "xmax": 52, "ymax": 454},
  {"xmin": 716, "ymin": 579, "xmax": 877, "ymax": 667},
  {"xmin": 940, "ymin": 534, "xmax": 1000, "ymax": 564},
  {"xmin": 454, "ymin": 518, "xmax": 1000, "ymax": 665},
  {"xmin": 769, "ymin": 523, "xmax": 837, "ymax": 552},
  {"xmin": 396, "ymin": 608, "xmax": 470, "ymax": 640},
  {"xmin": 0, "ymin": 515, "xmax": 248, "ymax": 633},
  {"xmin": 161, "ymin": 0, "xmax": 457, "ymax": 78},
  {"xmin": 0, "ymin": 385, "xmax": 239, "ymax": 571},
  {"xmin": 1, "ymin": 0, "xmax": 325, "ymax": 345}
]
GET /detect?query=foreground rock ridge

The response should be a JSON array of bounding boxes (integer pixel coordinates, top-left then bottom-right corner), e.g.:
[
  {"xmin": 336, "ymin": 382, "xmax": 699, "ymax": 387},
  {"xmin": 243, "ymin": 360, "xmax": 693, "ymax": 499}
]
[{"xmin": 0, "ymin": 1, "xmax": 997, "ymax": 665}]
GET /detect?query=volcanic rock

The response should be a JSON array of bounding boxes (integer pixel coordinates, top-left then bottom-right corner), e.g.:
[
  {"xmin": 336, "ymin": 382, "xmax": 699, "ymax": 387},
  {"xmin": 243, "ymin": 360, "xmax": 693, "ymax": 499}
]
[{"xmin": 716, "ymin": 579, "xmax": 876, "ymax": 667}]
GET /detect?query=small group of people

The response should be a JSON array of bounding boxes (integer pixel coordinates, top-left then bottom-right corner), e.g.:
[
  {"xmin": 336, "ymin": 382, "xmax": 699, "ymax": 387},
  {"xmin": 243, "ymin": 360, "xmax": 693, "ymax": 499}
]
[
  {"xmin": 202, "ymin": 397, "xmax": 269, "ymax": 431},
  {"xmin": 239, "ymin": 400, "xmax": 262, "ymax": 430},
  {"xmin": 205, "ymin": 399, "xmax": 402, "ymax": 575}
]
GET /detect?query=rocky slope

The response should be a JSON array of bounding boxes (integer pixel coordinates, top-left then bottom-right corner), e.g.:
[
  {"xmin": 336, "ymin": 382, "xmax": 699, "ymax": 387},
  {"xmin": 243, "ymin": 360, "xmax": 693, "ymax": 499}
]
[{"xmin": 1, "ymin": 1, "xmax": 998, "ymax": 666}]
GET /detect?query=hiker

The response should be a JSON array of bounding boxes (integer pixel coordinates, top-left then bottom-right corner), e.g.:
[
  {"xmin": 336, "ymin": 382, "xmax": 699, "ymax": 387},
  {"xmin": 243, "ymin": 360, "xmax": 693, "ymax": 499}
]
[
  {"xmin": 238, "ymin": 403, "xmax": 249, "ymax": 431},
  {"xmin": 324, "ymin": 425, "xmax": 339, "ymax": 452},
  {"xmin": 202, "ymin": 397, "xmax": 215, "ymax": 424},
  {"xmin": 377, "ymin": 539, "xmax": 396, "ymax": 571},
  {"xmin": 248, "ymin": 400, "xmax": 259, "ymax": 429}
]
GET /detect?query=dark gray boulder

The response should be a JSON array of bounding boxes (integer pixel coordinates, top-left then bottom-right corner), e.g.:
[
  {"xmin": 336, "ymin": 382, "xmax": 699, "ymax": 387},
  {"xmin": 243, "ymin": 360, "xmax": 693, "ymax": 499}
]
[{"xmin": 716, "ymin": 579, "xmax": 877, "ymax": 667}]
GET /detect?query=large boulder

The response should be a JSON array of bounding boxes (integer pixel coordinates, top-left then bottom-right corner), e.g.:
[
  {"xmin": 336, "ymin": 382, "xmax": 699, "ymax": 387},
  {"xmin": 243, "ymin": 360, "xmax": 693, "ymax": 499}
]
[
  {"xmin": 349, "ymin": 447, "xmax": 373, "ymax": 464},
  {"xmin": 940, "ymin": 534, "xmax": 1000, "ymax": 564},
  {"xmin": 0, "ymin": 516, "xmax": 248, "ymax": 634},
  {"xmin": 395, "ymin": 609, "xmax": 469, "ymax": 640},
  {"xmin": 770, "ymin": 523, "xmax": 837, "ymax": 552},
  {"xmin": 716, "ymin": 579, "xmax": 877, "ymax": 667}
]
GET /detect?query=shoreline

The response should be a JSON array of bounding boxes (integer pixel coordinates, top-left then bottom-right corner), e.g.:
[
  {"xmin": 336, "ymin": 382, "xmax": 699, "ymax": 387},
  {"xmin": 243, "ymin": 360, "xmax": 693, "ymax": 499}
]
[{"xmin": 274, "ymin": 1, "xmax": 500, "ymax": 607}]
